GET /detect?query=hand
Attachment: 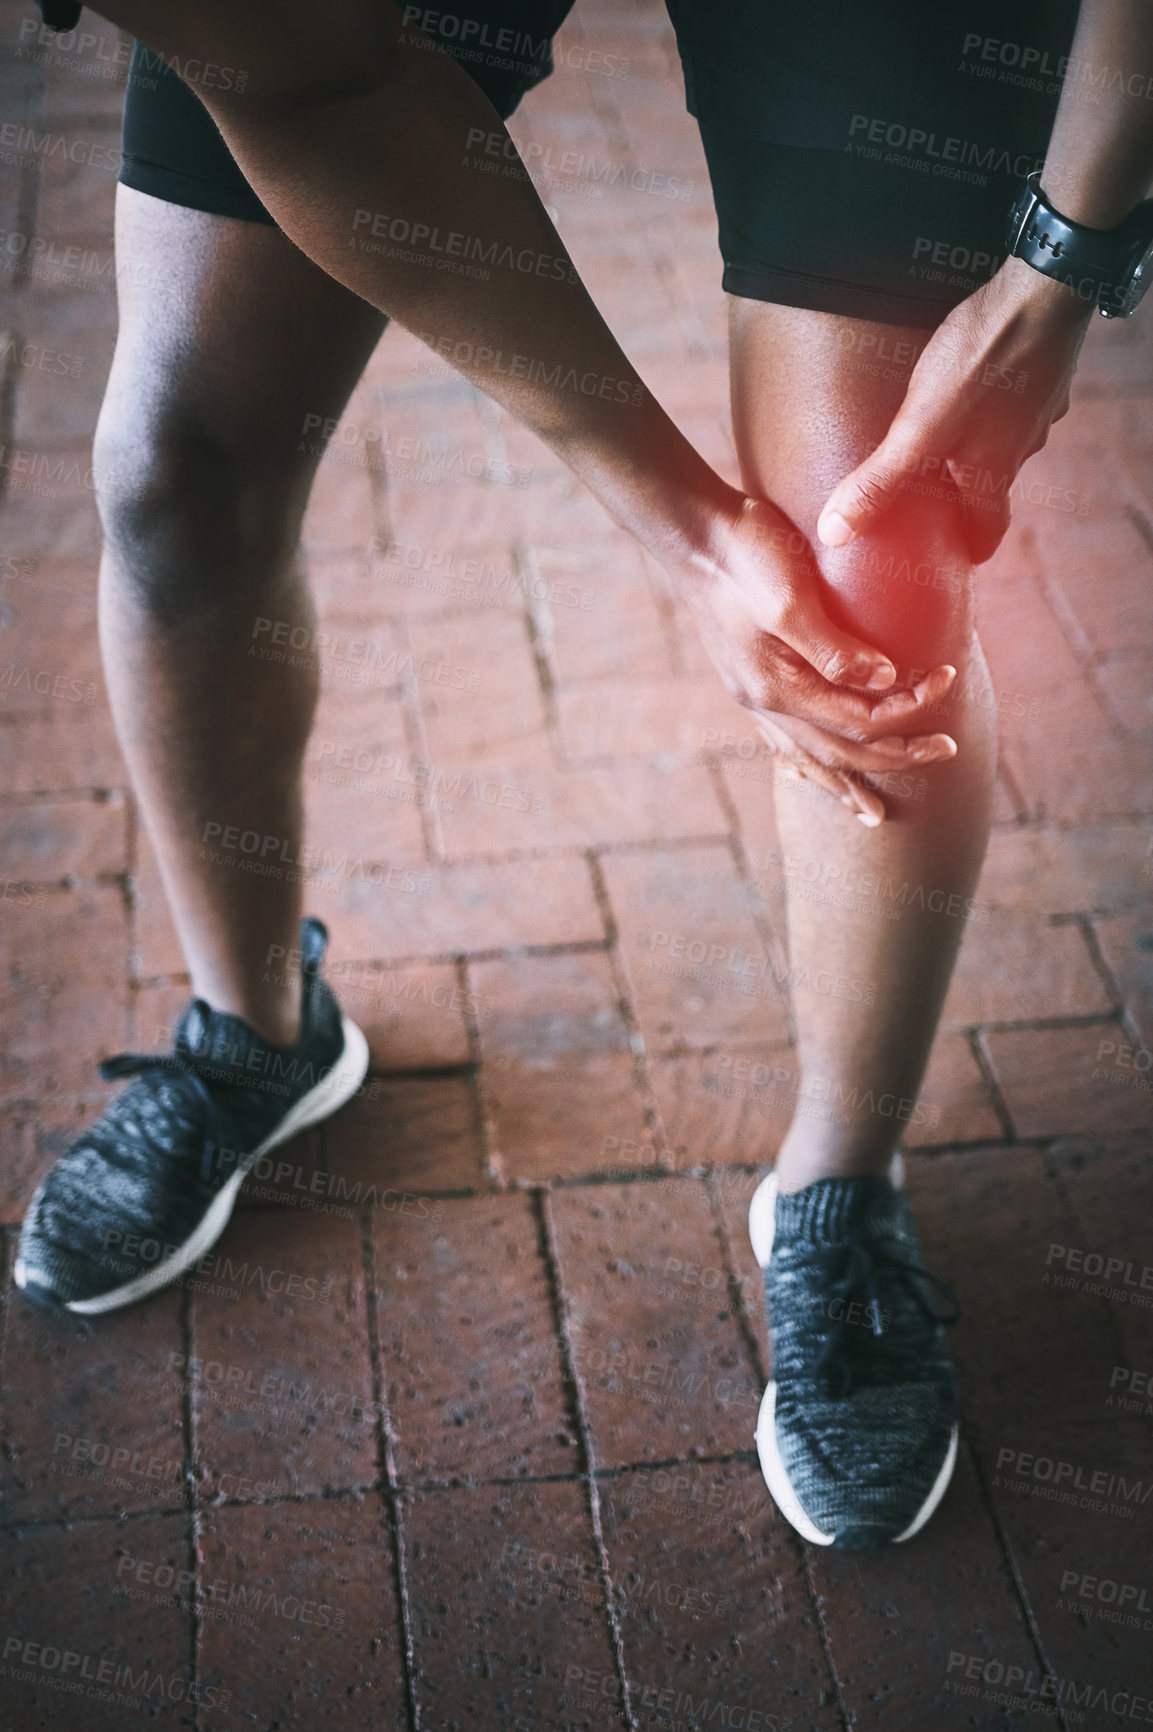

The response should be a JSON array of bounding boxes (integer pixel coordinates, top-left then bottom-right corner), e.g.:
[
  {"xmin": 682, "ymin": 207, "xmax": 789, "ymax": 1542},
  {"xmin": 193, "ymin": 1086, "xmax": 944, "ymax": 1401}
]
[
  {"xmin": 816, "ymin": 257, "xmax": 1095, "ymax": 564},
  {"xmin": 677, "ymin": 494, "xmax": 959, "ymax": 826}
]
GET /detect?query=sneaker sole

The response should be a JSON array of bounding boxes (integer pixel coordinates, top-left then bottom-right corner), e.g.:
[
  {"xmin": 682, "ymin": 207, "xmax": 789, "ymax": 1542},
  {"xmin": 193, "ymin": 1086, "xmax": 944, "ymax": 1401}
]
[
  {"xmin": 754, "ymin": 1380, "xmax": 959, "ymax": 1547},
  {"xmin": 15, "ymin": 1015, "xmax": 370, "ymax": 1316},
  {"xmin": 748, "ymin": 1153, "xmax": 957, "ymax": 1548}
]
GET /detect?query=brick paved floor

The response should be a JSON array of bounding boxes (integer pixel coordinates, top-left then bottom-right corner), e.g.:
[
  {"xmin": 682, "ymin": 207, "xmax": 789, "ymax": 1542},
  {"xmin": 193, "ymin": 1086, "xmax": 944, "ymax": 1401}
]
[{"xmin": 2, "ymin": 2, "xmax": 1153, "ymax": 1729}]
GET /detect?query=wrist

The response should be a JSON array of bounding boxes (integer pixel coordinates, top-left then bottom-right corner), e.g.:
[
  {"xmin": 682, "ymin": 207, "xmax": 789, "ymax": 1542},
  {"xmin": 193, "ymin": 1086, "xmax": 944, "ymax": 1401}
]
[
  {"xmin": 612, "ymin": 417, "xmax": 744, "ymax": 583},
  {"xmin": 1036, "ymin": 166, "xmax": 1141, "ymax": 234},
  {"xmin": 997, "ymin": 253, "xmax": 1097, "ymax": 328}
]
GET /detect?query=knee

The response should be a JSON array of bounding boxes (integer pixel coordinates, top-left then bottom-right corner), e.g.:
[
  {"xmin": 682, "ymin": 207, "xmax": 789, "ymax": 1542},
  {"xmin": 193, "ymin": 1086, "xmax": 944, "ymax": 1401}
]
[
  {"xmin": 817, "ymin": 491, "xmax": 975, "ymax": 682},
  {"xmin": 92, "ymin": 406, "xmax": 305, "ymax": 619}
]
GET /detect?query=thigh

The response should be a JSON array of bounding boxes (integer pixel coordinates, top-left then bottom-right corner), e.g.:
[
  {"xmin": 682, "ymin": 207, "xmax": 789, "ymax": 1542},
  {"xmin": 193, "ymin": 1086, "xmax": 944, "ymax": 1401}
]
[
  {"xmin": 729, "ymin": 297, "xmax": 973, "ymax": 678},
  {"xmin": 100, "ymin": 184, "xmax": 387, "ymax": 491}
]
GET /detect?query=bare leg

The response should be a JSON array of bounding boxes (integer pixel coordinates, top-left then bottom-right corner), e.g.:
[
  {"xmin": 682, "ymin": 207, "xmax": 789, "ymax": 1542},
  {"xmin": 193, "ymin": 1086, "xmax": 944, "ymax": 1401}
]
[
  {"xmin": 728, "ymin": 300, "xmax": 998, "ymax": 1192},
  {"xmin": 94, "ymin": 188, "xmax": 386, "ymax": 1044}
]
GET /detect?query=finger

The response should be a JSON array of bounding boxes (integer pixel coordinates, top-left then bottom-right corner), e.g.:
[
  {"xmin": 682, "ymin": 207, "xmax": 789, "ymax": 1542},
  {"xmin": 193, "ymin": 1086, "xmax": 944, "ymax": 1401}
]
[
  {"xmin": 753, "ymin": 716, "xmax": 886, "ymax": 826},
  {"xmin": 776, "ymin": 658, "xmax": 959, "ymax": 741},
  {"xmin": 870, "ymin": 732, "xmax": 958, "ymax": 766},
  {"xmin": 768, "ymin": 585, "xmax": 898, "ymax": 695},
  {"xmin": 770, "ymin": 710, "xmax": 957, "ymax": 775},
  {"xmin": 864, "ymin": 663, "xmax": 958, "ymax": 728},
  {"xmin": 815, "ymin": 427, "xmax": 922, "ymax": 547}
]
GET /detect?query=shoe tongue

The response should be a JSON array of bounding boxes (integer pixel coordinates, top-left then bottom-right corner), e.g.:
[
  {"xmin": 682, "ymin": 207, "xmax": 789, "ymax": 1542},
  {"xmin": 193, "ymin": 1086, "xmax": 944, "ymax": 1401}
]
[
  {"xmin": 776, "ymin": 1174, "xmax": 898, "ymax": 1245},
  {"xmin": 174, "ymin": 999, "xmax": 270, "ymax": 1076}
]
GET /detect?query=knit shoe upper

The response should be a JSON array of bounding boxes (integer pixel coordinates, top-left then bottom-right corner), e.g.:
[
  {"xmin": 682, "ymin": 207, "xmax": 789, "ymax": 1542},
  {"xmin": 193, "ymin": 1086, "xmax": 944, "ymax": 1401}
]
[
  {"xmin": 15, "ymin": 917, "xmax": 366, "ymax": 1312},
  {"xmin": 756, "ymin": 1172, "xmax": 960, "ymax": 1549}
]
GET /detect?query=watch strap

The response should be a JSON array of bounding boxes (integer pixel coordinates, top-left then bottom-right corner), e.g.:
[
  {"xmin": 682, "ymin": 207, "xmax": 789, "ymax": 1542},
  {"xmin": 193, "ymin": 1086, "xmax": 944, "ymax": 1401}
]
[{"xmin": 1005, "ymin": 172, "xmax": 1153, "ymax": 316}]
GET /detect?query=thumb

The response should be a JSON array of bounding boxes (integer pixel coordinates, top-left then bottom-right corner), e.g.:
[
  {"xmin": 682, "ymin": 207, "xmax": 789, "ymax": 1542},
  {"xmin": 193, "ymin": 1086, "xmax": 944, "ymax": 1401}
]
[
  {"xmin": 816, "ymin": 432, "xmax": 920, "ymax": 548},
  {"xmin": 772, "ymin": 582, "xmax": 897, "ymax": 694}
]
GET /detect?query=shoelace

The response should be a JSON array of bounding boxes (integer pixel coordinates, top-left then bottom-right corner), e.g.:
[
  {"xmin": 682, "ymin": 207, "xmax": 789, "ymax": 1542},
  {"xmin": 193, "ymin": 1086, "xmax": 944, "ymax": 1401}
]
[
  {"xmin": 97, "ymin": 1049, "xmax": 234, "ymax": 1190},
  {"xmin": 804, "ymin": 1236, "xmax": 961, "ymax": 1397}
]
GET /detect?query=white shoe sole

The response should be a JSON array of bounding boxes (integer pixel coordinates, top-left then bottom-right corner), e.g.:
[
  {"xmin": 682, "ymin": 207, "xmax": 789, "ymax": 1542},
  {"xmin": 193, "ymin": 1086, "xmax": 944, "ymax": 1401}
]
[
  {"xmin": 748, "ymin": 1152, "xmax": 957, "ymax": 1547},
  {"xmin": 14, "ymin": 1015, "xmax": 369, "ymax": 1316}
]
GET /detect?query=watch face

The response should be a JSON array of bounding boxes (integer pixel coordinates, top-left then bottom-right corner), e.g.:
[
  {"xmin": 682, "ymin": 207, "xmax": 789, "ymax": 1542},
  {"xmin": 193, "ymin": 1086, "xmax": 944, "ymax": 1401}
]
[{"xmin": 1112, "ymin": 235, "xmax": 1153, "ymax": 317}]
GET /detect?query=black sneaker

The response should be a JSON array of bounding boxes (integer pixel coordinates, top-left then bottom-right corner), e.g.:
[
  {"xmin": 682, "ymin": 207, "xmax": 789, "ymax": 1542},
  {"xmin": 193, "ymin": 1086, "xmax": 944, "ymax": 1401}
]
[
  {"xmin": 15, "ymin": 917, "xmax": 368, "ymax": 1314},
  {"xmin": 749, "ymin": 1156, "xmax": 960, "ymax": 1549}
]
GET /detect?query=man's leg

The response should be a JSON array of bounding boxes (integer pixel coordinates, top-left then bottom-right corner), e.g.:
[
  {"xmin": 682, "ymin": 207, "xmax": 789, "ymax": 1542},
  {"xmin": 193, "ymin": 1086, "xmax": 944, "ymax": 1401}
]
[
  {"xmin": 728, "ymin": 298, "xmax": 997, "ymax": 1188},
  {"xmin": 93, "ymin": 186, "xmax": 387, "ymax": 1045},
  {"xmin": 729, "ymin": 300, "xmax": 990, "ymax": 1547},
  {"xmin": 16, "ymin": 189, "xmax": 387, "ymax": 1311}
]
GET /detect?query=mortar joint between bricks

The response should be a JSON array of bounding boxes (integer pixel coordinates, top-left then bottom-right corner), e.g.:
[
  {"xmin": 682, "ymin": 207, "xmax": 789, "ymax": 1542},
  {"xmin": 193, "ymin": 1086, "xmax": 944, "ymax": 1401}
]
[
  {"xmin": 533, "ymin": 1189, "xmax": 640, "ymax": 1732},
  {"xmin": 586, "ymin": 848, "xmax": 667, "ymax": 1146},
  {"xmin": 705, "ymin": 1168, "xmax": 770, "ymax": 1388},
  {"xmin": 359, "ymin": 1210, "xmax": 422, "ymax": 1731},
  {"xmin": 967, "ymin": 1028, "xmax": 1016, "ymax": 1141},
  {"xmin": 1077, "ymin": 911, "xmax": 1135, "ymax": 1023},
  {"xmin": 964, "ymin": 1428, "xmax": 1079, "ymax": 1732}
]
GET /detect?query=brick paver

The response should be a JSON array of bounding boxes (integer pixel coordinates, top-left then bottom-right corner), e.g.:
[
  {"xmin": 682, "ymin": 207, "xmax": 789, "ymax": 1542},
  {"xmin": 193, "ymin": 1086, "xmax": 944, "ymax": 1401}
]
[{"xmin": 2, "ymin": 0, "xmax": 1152, "ymax": 1726}]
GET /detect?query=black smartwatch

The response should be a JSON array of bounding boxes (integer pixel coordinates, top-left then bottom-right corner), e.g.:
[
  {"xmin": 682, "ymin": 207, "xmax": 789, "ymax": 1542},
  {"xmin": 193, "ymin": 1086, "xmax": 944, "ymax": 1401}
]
[{"xmin": 1005, "ymin": 172, "xmax": 1153, "ymax": 317}]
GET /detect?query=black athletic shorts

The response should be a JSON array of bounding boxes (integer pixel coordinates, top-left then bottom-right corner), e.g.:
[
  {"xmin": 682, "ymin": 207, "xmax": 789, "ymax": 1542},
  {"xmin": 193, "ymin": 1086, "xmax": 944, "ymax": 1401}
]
[
  {"xmin": 111, "ymin": 0, "xmax": 1081, "ymax": 328},
  {"xmin": 118, "ymin": 2, "xmax": 578, "ymax": 222},
  {"xmin": 665, "ymin": 0, "xmax": 1081, "ymax": 325}
]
